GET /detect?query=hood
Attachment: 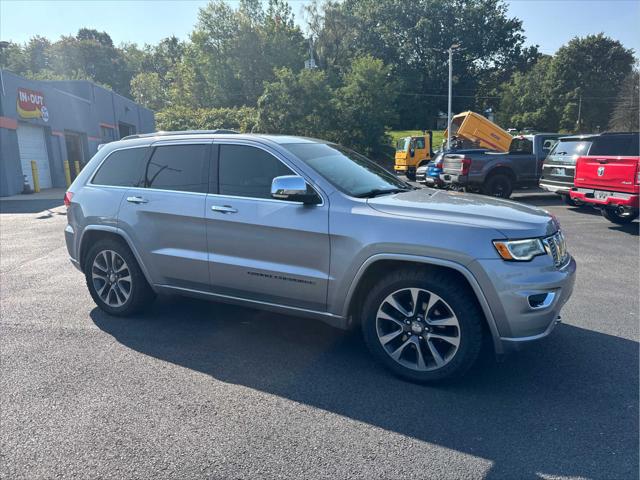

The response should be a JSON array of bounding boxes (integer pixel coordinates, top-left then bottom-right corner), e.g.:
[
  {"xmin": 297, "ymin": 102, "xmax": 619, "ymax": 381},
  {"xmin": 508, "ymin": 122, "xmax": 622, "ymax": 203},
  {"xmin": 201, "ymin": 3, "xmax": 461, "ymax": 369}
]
[{"xmin": 367, "ymin": 189, "xmax": 558, "ymax": 238}]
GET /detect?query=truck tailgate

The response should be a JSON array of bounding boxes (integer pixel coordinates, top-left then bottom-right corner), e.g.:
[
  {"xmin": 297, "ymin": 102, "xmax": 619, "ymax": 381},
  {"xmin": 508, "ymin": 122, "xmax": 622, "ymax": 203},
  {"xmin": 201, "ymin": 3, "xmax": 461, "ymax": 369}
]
[{"xmin": 574, "ymin": 156, "xmax": 639, "ymax": 193}]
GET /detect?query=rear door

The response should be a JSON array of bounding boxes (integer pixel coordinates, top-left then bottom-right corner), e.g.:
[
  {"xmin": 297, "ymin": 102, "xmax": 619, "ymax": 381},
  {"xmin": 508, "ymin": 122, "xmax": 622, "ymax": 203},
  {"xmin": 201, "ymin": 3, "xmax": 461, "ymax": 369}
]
[
  {"xmin": 575, "ymin": 135, "xmax": 639, "ymax": 193},
  {"xmin": 117, "ymin": 141, "xmax": 211, "ymax": 291},
  {"xmin": 205, "ymin": 141, "xmax": 330, "ymax": 312}
]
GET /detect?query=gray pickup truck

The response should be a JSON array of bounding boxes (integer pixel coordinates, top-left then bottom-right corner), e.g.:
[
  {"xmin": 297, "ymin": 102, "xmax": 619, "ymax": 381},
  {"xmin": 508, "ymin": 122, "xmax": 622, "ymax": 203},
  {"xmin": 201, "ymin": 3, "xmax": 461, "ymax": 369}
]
[{"xmin": 440, "ymin": 134, "xmax": 561, "ymax": 198}]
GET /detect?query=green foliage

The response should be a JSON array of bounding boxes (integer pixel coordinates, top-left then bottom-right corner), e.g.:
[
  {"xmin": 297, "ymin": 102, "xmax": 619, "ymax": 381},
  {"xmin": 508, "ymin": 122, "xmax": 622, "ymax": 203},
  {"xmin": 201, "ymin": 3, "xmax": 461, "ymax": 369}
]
[
  {"xmin": 609, "ymin": 71, "xmax": 639, "ymax": 132},
  {"xmin": 156, "ymin": 106, "xmax": 258, "ymax": 132},
  {"xmin": 498, "ymin": 34, "xmax": 635, "ymax": 132}
]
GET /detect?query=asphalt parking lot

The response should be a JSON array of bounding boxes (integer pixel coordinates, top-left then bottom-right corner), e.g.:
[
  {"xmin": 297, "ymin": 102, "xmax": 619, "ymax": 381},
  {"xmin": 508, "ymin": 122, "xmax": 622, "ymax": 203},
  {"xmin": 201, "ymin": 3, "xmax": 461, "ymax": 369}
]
[{"xmin": 1, "ymin": 190, "xmax": 638, "ymax": 480}]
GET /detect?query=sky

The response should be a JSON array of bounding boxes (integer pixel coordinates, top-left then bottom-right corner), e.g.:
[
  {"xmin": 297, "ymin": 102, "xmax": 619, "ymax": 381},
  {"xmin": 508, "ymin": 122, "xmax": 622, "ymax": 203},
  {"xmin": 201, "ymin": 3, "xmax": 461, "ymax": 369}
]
[{"xmin": 0, "ymin": 0, "xmax": 638, "ymax": 55}]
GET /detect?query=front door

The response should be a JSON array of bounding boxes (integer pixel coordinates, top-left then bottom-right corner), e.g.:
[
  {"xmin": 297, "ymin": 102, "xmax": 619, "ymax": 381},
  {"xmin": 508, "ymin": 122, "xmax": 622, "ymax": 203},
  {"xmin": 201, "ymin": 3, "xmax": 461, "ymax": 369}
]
[
  {"xmin": 117, "ymin": 142, "xmax": 211, "ymax": 291},
  {"xmin": 206, "ymin": 142, "xmax": 330, "ymax": 312}
]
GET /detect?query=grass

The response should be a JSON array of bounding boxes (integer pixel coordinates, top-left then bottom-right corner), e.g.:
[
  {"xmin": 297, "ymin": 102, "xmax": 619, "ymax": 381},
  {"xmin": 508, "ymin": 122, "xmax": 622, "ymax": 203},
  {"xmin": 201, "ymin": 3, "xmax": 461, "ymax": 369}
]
[{"xmin": 388, "ymin": 130, "xmax": 446, "ymax": 151}]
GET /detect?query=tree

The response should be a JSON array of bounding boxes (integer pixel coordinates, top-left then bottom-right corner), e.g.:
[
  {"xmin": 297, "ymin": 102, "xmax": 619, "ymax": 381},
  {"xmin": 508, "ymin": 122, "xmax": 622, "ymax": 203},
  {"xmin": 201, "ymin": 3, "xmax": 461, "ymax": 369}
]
[
  {"xmin": 332, "ymin": 55, "xmax": 398, "ymax": 154},
  {"xmin": 257, "ymin": 67, "xmax": 335, "ymax": 136},
  {"xmin": 497, "ymin": 56, "xmax": 557, "ymax": 130},
  {"xmin": 609, "ymin": 71, "xmax": 639, "ymax": 132},
  {"xmin": 551, "ymin": 34, "xmax": 634, "ymax": 132}
]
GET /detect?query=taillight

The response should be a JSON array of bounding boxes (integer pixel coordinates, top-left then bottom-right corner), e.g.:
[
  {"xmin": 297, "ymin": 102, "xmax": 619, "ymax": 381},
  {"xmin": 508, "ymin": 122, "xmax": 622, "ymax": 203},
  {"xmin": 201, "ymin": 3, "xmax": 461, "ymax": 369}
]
[
  {"xmin": 64, "ymin": 191, "xmax": 73, "ymax": 207},
  {"xmin": 435, "ymin": 160, "xmax": 443, "ymax": 168},
  {"xmin": 460, "ymin": 157, "xmax": 471, "ymax": 175}
]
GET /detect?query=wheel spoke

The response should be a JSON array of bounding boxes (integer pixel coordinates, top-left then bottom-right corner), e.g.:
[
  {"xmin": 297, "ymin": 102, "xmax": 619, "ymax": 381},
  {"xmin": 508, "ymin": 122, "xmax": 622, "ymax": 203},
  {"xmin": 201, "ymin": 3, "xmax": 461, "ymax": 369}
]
[
  {"xmin": 413, "ymin": 337, "xmax": 427, "ymax": 369},
  {"xmin": 426, "ymin": 315, "xmax": 458, "ymax": 327},
  {"xmin": 426, "ymin": 339, "xmax": 445, "ymax": 367},
  {"xmin": 379, "ymin": 329, "xmax": 403, "ymax": 346},
  {"xmin": 390, "ymin": 338, "xmax": 412, "ymax": 360},
  {"xmin": 377, "ymin": 310, "xmax": 405, "ymax": 328},
  {"xmin": 385, "ymin": 294, "xmax": 411, "ymax": 317},
  {"xmin": 409, "ymin": 288, "xmax": 420, "ymax": 316},
  {"xmin": 92, "ymin": 250, "xmax": 131, "ymax": 307},
  {"xmin": 428, "ymin": 332, "xmax": 460, "ymax": 347},
  {"xmin": 425, "ymin": 292, "xmax": 442, "ymax": 317}
]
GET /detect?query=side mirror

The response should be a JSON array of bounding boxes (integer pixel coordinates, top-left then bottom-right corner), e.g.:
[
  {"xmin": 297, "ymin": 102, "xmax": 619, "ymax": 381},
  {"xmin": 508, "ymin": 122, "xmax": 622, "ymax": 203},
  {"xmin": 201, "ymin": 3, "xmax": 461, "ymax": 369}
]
[
  {"xmin": 409, "ymin": 148, "xmax": 415, "ymax": 158},
  {"xmin": 271, "ymin": 175, "xmax": 321, "ymax": 204}
]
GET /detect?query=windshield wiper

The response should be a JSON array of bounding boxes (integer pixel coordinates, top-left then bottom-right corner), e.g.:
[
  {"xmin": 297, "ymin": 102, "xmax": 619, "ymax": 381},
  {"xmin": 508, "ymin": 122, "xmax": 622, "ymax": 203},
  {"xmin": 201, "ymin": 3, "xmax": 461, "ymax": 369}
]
[{"xmin": 356, "ymin": 188, "xmax": 411, "ymax": 198}]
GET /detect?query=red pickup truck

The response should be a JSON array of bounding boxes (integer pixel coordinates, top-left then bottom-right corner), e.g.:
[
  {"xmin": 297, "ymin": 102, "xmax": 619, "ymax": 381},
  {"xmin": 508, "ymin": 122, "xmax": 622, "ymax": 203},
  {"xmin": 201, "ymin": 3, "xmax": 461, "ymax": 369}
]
[{"xmin": 570, "ymin": 132, "xmax": 639, "ymax": 224}]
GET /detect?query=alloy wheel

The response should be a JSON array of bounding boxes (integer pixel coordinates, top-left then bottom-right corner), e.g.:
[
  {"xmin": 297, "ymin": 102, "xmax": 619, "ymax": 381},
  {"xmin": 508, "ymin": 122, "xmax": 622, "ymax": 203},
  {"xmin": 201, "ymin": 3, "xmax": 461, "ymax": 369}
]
[
  {"xmin": 376, "ymin": 288, "xmax": 461, "ymax": 371},
  {"xmin": 91, "ymin": 250, "xmax": 132, "ymax": 307}
]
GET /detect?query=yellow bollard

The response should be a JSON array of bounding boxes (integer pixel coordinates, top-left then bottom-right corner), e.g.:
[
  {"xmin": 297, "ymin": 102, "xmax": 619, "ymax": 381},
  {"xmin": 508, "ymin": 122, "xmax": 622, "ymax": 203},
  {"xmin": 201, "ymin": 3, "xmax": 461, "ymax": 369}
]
[
  {"xmin": 74, "ymin": 160, "xmax": 81, "ymax": 177},
  {"xmin": 30, "ymin": 160, "xmax": 40, "ymax": 193},
  {"xmin": 63, "ymin": 160, "xmax": 71, "ymax": 187}
]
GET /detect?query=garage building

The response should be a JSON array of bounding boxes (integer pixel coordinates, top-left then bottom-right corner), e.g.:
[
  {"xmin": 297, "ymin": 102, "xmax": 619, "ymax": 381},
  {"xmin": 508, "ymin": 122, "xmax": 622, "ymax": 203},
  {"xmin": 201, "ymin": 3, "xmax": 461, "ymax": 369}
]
[{"xmin": 0, "ymin": 69, "xmax": 155, "ymax": 197}]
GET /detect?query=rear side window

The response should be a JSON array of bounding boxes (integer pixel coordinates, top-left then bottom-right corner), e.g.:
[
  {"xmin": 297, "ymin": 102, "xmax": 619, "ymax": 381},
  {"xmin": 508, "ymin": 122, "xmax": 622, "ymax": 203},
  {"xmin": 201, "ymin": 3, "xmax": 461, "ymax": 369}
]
[
  {"xmin": 549, "ymin": 139, "xmax": 592, "ymax": 158},
  {"xmin": 590, "ymin": 135, "xmax": 638, "ymax": 156},
  {"xmin": 510, "ymin": 137, "xmax": 533, "ymax": 154},
  {"xmin": 542, "ymin": 138, "xmax": 557, "ymax": 155},
  {"xmin": 219, "ymin": 145, "xmax": 294, "ymax": 199},
  {"xmin": 143, "ymin": 144, "xmax": 209, "ymax": 193},
  {"xmin": 92, "ymin": 147, "xmax": 147, "ymax": 187}
]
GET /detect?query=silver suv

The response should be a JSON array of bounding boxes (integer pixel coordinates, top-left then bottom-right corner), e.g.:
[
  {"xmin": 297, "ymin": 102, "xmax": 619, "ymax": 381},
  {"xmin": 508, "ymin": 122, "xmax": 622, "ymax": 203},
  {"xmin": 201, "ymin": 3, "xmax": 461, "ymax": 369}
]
[{"xmin": 65, "ymin": 131, "xmax": 576, "ymax": 382}]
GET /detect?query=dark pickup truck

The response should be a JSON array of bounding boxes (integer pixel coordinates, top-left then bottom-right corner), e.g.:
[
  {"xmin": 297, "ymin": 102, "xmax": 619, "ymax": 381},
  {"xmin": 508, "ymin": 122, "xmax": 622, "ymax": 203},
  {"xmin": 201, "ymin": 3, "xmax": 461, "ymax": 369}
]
[{"xmin": 440, "ymin": 134, "xmax": 561, "ymax": 198}]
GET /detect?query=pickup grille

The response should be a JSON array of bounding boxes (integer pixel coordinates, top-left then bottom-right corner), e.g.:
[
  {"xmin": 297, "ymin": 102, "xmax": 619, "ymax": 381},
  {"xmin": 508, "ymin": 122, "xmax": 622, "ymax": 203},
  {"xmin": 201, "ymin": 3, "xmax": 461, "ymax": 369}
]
[{"xmin": 543, "ymin": 231, "xmax": 568, "ymax": 268}]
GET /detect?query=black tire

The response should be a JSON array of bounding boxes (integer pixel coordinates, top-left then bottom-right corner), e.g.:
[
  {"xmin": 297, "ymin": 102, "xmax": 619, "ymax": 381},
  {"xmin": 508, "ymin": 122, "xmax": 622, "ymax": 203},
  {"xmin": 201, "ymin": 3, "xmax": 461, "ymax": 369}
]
[
  {"xmin": 405, "ymin": 170, "xmax": 416, "ymax": 181},
  {"xmin": 601, "ymin": 206, "xmax": 639, "ymax": 225},
  {"xmin": 84, "ymin": 237, "xmax": 155, "ymax": 316},
  {"xmin": 562, "ymin": 194, "xmax": 580, "ymax": 207},
  {"xmin": 361, "ymin": 267, "xmax": 484, "ymax": 383},
  {"xmin": 482, "ymin": 174, "xmax": 513, "ymax": 199}
]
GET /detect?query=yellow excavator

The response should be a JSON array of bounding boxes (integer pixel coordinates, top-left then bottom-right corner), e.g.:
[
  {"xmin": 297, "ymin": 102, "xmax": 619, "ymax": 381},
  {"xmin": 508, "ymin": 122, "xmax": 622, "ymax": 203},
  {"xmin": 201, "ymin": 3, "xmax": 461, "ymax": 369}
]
[{"xmin": 394, "ymin": 111, "xmax": 512, "ymax": 179}]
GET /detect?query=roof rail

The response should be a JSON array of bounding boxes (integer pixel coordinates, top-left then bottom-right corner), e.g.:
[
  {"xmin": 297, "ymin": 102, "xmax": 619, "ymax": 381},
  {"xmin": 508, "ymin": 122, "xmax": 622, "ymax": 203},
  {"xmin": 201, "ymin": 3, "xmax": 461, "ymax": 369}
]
[{"xmin": 121, "ymin": 129, "xmax": 240, "ymax": 141}]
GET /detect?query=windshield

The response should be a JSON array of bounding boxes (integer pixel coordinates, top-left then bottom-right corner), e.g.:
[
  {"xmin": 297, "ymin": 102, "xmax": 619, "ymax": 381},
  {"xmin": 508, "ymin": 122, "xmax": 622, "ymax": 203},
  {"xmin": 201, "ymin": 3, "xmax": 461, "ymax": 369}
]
[
  {"xmin": 396, "ymin": 137, "xmax": 410, "ymax": 151},
  {"xmin": 549, "ymin": 139, "xmax": 593, "ymax": 158},
  {"xmin": 283, "ymin": 143, "xmax": 410, "ymax": 197}
]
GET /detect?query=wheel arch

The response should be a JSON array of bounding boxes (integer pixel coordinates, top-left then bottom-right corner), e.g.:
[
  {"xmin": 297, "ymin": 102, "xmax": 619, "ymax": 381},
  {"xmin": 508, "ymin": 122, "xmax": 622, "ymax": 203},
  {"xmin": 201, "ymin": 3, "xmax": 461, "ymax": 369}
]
[
  {"xmin": 79, "ymin": 226, "xmax": 156, "ymax": 291},
  {"xmin": 485, "ymin": 165, "xmax": 516, "ymax": 182},
  {"xmin": 343, "ymin": 254, "xmax": 502, "ymax": 353}
]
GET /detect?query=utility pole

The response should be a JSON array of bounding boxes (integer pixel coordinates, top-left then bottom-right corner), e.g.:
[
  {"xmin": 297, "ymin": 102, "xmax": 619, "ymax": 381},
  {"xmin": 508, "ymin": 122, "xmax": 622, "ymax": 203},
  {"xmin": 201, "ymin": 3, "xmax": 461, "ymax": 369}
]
[
  {"xmin": 576, "ymin": 94, "xmax": 582, "ymax": 132},
  {"xmin": 446, "ymin": 43, "xmax": 460, "ymax": 150}
]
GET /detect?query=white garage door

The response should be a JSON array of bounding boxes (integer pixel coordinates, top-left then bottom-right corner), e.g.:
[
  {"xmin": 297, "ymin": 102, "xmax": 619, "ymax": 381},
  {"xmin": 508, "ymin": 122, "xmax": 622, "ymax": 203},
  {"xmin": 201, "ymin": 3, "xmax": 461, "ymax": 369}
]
[{"xmin": 17, "ymin": 124, "xmax": 52, "ymax": 189}]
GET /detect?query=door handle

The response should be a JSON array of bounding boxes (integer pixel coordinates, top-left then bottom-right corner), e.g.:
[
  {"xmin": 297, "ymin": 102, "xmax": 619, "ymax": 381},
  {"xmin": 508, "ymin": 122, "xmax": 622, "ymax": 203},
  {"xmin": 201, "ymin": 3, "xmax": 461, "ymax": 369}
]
[
  {"xmin": 126, "ymin": 196, "xmax": 148, "ymax": 204},
  {"xmin": 210, "ymin": 204, "xmax": 238, "ymax": 214}
]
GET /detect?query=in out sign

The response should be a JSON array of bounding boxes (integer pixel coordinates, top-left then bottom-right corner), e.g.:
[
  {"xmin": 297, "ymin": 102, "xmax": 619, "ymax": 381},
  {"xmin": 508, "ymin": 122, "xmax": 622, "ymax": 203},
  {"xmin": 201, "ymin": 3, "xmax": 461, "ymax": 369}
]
[{"xmin": 17, "ymin": 88, "xmax": 49, "ymax": 122}]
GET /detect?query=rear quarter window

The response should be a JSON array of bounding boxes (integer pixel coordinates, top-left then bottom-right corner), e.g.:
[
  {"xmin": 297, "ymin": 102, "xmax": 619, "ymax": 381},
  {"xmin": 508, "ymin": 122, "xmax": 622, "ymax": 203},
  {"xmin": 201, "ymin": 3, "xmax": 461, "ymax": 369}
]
[
  {"xmin": 91, "ymin": 147, "xmax": 147, "ymax": 187},
  {"xmin": 590, "ymin": 135, "xmax": 639, "ymax": 156}
]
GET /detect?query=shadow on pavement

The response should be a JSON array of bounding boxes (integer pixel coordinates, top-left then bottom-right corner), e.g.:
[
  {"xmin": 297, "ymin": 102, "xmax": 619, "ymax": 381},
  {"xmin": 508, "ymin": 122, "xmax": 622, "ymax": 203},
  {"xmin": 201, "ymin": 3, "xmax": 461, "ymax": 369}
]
[
  {"xmin": 92, "ymin": 297, "xmax": 639, "ymax": 479},
  {"xmin": 0, "ymin": 199, "xmax": 64, "ymax": 214}
]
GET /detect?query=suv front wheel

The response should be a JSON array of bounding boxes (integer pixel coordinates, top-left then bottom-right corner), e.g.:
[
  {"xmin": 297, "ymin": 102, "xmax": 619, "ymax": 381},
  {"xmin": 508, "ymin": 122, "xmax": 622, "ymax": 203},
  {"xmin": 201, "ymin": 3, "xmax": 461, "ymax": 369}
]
[
  {"xmin": 361, "ymin": 268, "xmax": 484, "ymax": 382},
  {"xmin": 84, "ymin": 238, "xmax": 155, "ymax": 316}
]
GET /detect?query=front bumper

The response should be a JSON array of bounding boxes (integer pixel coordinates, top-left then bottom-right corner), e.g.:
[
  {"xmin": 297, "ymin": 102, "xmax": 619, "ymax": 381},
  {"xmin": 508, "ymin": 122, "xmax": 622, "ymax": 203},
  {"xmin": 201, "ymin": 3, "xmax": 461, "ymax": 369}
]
[
  {"xmin": 468, "ymin": 254, "xmax": 576, "ymax": 353},
  {"xmin": 570, "ymin": 188, "xmax": 639, "ymax": 208}
]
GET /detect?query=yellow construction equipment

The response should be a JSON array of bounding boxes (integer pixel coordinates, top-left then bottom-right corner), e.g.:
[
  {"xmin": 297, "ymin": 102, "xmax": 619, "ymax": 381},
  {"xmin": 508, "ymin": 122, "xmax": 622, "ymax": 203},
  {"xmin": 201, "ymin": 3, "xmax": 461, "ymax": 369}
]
[
  {"xmin": 443, "ymin": 111, "xmax": 512, "ymax": 152},
  {"xmin": 64, "ymin": 160, "xmax": 72, "ymax": 187},
  {"xmin": 394, "ymin": 131, "xmax": 433, "ymax": 180},
  {"xmin": 30, "ymin": 160, "xmax": 40, "ymax": 193}
]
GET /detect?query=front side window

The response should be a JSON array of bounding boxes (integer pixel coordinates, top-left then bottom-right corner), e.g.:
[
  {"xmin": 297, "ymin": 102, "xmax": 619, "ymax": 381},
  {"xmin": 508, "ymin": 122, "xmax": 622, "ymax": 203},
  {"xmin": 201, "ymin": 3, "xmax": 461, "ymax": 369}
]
[
  {"xmin": 282, "ymin": 143, "xmax": 409, "ymax": 197},
  {"xmin": 143, "ymin": 144, "xmax": 209, "ymax": 193},
  {"xmin": 219, "ymin": 145, "xmax": 295, "ymax": 199},
  {"xmin": 415, "ymin": 137, "xmax": 426, "ymax": 149},
  {"xmin": 91, "ymin": 147, "xmax": 147, "ymax": 187}
]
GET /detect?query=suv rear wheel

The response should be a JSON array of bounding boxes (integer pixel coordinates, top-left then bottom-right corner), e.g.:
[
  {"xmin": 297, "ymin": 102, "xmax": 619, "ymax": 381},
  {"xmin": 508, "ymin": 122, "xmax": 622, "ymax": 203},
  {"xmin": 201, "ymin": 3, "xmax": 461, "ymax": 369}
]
[
  {"xmin": 483, "ymin": 174, "xmax": 513, "ymax": 198},
  {"xmin": 361, "ymin": 268, "xmax": 484, "ymax": 382},
  {"xmin": 601, "ymin": 206, "xmax": 639, "ymax": 225},
  {"xmin": 84, "ymin": 238, "xmax": 155, "ymax": 316}
]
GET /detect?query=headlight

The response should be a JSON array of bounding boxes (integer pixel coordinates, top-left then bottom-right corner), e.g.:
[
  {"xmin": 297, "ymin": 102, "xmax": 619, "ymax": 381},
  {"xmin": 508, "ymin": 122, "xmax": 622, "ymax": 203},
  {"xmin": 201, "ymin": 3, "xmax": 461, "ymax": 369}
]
[{"xmin": 493, "ymin": 238, "xmax": 545, "ymax": 261}]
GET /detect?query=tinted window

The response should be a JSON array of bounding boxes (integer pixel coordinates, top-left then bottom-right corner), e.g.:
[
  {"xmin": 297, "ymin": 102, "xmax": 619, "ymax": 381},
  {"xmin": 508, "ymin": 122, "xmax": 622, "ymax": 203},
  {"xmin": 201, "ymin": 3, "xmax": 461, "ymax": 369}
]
[
  {"xmin": 509, "ymin": 137, "xmax": 533, "ymax": 154},
  {"xmin": 549, "ymin": 139, "xmax": 592, "ymax": 158},
  {"xmin": 283, "ymin": 143, "xmax": 408, "ymax": 197},
  {"xmin": 542, "ymin": 138, "xmax": 558, "ymax": 154},
  {"xmin": 92, "ymin": 147, "xmax": 146, "ymax": 187},
  {"xmin": 143, "ymin": 144, "xmax": 209, "ymax": 193},
  {"xmin": 219, "ymin": 145, "xmax": 294, "ymax": 199},
  {"xmin": 590, "ymin": 135, "xmax": 636, "ymax": 156}
]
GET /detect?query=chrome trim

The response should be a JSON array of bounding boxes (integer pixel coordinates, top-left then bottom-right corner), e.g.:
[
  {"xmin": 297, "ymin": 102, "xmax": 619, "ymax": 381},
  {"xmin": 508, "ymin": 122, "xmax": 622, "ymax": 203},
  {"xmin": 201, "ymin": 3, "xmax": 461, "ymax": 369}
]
[
  {"xmin": 206, "ymin": 192, "xmax": 324, "ymax": 207},
  {"xmin": 527, "ymin": 291, "xmax": 556, "ymax": 310},
  {"xmin": 155, "ymin": 284, "xmax": 344, "ymax": 320},
  {"xmin": 150, "ymin": 139, "xmax": 214, "ymax": 146},
  {"xmin": 543, "ymin": 231, "xmax": 568, "ymax": 268},
  {"xmin": 126, "ymin": 186, "xmax": 208, "ymax": 197}
]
